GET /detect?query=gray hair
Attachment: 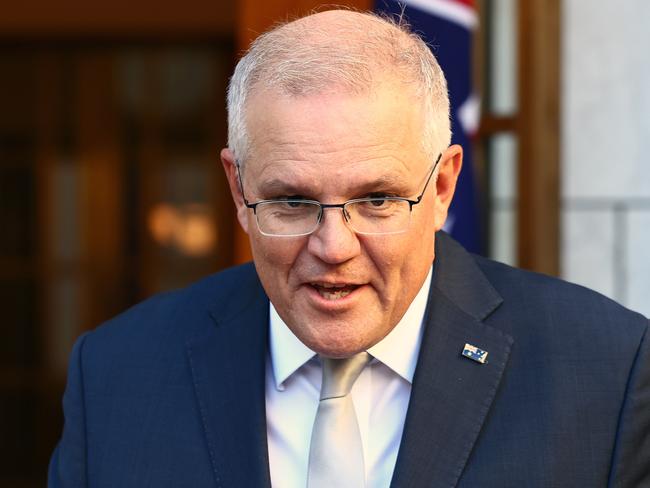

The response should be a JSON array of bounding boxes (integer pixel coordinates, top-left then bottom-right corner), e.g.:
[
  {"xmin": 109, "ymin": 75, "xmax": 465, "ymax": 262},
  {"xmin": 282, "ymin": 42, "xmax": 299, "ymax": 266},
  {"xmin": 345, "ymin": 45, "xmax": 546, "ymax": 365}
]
[{"xmin": 227, "ymin": 10, "xmax": 451, "ymax": 167}]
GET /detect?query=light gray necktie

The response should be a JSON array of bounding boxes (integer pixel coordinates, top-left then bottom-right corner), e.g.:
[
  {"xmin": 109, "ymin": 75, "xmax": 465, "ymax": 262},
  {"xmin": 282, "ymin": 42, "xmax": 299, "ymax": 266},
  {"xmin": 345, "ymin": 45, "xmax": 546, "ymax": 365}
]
[{"xmin": 307, "ymin": 352, "xmax": 371, "ymax": 488}]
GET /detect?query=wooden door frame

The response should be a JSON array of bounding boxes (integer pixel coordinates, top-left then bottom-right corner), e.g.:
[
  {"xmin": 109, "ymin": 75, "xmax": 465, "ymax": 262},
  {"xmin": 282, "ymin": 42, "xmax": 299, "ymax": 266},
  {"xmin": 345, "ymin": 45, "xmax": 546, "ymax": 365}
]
[{"xmin": 517, "ymin": 0, "xmax": 560, "ymax": 275}]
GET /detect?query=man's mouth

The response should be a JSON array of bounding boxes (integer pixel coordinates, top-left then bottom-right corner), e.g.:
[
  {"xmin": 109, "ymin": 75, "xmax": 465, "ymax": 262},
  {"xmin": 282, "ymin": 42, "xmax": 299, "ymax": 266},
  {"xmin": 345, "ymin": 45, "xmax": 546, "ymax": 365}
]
[{"xmin": 310, "ymin": 283, "xmax": 359, "ymax": 300}]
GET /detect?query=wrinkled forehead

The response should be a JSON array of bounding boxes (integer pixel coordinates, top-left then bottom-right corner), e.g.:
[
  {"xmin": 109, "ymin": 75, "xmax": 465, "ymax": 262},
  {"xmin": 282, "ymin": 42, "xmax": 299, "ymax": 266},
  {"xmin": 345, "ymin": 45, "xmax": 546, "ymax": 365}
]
[
  {"xmin": 245, "ymin": 72, "xmax": 423, "ymax": 131},
  {"xmin": 239, "ymin": 84, "xmax": 430, "ymax": 198},
  {"xmin": 243, "ymin": 81, "xmax": 425, "ymax": 161}
]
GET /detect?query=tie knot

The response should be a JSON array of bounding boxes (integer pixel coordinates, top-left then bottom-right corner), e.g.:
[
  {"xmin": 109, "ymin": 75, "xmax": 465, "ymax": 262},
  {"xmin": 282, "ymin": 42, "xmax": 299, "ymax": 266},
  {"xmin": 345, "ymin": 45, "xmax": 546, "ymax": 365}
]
[{"xmin": 319, "ymin": 352, "xmax": 371, "ymax": 400}]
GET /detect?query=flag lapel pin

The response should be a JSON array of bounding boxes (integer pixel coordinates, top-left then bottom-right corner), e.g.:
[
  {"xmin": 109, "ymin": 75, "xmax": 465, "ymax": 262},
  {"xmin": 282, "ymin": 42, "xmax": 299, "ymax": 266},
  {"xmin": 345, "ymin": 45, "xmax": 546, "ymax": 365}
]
[{"xmin": 462, "ymin": 343, "xmax": 488, "ymax": 364}]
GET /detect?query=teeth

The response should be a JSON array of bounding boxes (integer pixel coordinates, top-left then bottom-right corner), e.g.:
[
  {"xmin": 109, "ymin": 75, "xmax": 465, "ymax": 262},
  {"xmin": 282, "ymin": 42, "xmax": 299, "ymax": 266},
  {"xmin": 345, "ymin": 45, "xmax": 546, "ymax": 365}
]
[
  {"xmin": 317, "ymin": 288, "xmax": 352, "ymax": 300},
  {"xmin": 311, "ymin": 282, "xmax": 347, "ymax": 289},
  {"xmin": 310, "ymin": 283, "xmax": 355, "ymax": 300}
]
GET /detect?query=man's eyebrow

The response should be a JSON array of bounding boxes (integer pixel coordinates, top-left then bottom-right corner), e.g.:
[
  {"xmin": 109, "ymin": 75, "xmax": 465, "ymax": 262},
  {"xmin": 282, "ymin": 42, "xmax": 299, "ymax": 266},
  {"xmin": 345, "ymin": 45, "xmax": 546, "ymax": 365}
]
[
  {"xmin": 257, "ymin": 179, "xmax": 310, "ymax": 196},
  {"xmin": 254, "ymin": 174, "xmax": 412, "ymax": 198},
  {"xmin": 357, "ymin": 174, "xmax": 410, "ymax": 190},
  {"xmin": 256, "ymin": 173, "xmax": 412, "ymax": 197}
]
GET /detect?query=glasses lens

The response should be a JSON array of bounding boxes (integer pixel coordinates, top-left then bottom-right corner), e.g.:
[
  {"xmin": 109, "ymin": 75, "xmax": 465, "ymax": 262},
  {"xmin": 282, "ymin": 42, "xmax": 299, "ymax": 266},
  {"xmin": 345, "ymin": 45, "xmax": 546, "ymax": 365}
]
[
  {"xmin": 345, "ymin": 198, "xmax": 411, "ymax": 234},
  {"xmin": 255, "ymin": 201, "xmax": 321, "ymax": 236}
]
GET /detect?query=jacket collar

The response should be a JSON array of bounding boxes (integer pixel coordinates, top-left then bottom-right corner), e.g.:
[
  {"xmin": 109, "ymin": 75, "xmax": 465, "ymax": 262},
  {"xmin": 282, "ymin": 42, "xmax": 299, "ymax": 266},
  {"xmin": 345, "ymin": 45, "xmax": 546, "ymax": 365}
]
[
  {"xmin": 390, "ymin": 232, "xmax": 514, "ymax": 487},
  {"xmin": 185, "ymin": 267, "xmax": 272, "ymax": 488}
]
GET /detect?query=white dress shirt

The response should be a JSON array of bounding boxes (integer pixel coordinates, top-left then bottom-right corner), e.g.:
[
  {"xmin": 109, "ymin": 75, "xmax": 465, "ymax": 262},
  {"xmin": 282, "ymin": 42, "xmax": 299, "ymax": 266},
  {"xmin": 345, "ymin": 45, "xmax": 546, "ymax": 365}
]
[{"xmin": 265, "ymin": 267, "xmax": 432, "ymax": 488}]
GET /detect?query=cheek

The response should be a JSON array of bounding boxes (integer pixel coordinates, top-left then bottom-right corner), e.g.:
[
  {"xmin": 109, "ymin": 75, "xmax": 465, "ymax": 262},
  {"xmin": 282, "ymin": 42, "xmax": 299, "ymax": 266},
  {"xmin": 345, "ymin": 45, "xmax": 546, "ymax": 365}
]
[
  {"xmin": 364, "ymin": 228, "xmax": 434, "ymax": 290},
  {"xmin": 362, "ymin": 235, "xmax": 409, "ymax": 276},
  {"xmin": 250, "ymin": 234, "xmax": 305, "ymax": 268},
  {"xmin": 366, "ymin": 214, "xmax": 434, "ymax": 263}
]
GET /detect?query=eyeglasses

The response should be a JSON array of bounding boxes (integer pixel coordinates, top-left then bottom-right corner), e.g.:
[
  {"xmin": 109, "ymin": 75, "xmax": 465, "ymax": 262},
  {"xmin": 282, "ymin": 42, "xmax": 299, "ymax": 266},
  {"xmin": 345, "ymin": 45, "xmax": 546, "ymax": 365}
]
[{"xmin": 236, "ymin": 153, "xmax": 441, "ymax": 237}]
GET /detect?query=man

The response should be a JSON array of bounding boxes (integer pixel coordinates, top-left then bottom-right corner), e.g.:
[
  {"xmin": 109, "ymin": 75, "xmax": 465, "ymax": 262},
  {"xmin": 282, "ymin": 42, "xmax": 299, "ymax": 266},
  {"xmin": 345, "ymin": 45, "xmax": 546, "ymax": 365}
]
[{"xmin": 49, "ymin": 9, "xmax": 649, "ymax": 488}]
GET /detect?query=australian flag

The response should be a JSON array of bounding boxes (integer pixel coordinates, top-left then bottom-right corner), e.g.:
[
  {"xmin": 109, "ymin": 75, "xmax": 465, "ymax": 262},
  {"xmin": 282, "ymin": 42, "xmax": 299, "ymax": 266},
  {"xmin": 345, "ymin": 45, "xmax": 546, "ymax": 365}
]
[{"xmin": 375, "ymin": 0, "xmax": 482, "ymax": 254}]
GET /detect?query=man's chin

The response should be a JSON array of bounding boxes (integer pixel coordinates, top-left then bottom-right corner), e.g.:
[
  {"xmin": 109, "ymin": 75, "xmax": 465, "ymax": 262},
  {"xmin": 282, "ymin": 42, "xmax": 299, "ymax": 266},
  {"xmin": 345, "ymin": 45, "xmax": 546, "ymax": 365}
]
[
  {"xmin": 289, "ymin": 318, "xmax": 387, "ymax": 358},
  {"xmin": 305, "ymin": 339, "xmax": 370, "ymax": 359}
]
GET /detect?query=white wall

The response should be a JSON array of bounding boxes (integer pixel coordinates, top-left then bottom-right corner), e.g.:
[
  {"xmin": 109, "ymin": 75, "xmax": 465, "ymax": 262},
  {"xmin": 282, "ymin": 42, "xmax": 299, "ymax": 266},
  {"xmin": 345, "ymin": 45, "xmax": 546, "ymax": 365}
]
[{"xmin": 562, "ymin": 0, "xmax": 650, "ymax": 316}]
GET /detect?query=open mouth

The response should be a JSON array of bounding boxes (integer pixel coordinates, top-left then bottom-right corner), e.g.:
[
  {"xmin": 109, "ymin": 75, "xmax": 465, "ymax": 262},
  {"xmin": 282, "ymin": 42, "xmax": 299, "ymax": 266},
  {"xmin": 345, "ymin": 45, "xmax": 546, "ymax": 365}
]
[{"xmin": 310, "ymin": 283, "xmax": 360, "ymax": 300}]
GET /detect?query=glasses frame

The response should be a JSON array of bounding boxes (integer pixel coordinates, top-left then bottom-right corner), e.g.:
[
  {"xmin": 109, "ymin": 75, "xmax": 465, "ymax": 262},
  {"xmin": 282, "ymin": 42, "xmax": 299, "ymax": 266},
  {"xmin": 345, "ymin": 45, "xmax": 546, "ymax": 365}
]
[{"xmin": 236, "ymin": 153, "xmax": 442, "ymax": 237}]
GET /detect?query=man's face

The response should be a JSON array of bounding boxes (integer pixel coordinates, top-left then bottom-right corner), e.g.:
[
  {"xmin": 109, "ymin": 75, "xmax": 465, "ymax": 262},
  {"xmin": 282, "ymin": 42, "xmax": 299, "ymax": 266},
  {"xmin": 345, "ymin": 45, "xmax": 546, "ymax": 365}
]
[{"xmin": 222, "ymin": 82, "xmax": 461, "ymax": 358}]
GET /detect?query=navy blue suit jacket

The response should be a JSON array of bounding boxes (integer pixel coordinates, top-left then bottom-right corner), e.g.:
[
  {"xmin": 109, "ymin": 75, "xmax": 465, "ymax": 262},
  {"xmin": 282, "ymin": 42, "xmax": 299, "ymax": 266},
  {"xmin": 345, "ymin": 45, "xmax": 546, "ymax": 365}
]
[{"xmin": 49, "ymin": 232, "xmax": 650, "ymax": 487}]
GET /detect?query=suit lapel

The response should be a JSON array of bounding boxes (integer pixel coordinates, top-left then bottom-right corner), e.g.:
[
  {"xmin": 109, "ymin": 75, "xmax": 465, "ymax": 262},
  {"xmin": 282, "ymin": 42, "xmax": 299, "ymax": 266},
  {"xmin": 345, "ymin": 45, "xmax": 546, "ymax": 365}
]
[
  {"xmin": 391, "ymin": 233, "xmax": 514, "ymax": 488},
  {"xmin": 185, "ymin": 274, "xmax": 272, "ymax": 488}
]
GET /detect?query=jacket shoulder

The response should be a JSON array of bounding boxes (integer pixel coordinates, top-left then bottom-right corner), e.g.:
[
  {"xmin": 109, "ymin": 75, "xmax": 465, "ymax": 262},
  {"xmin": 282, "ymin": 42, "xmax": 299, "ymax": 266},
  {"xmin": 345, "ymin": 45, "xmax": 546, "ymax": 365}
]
[
  {"xmin": 473, "ymin": 253, "xmax": 648, "ymax": 342},
  {"xmin": 80, "ymin": 262, "xmax": 264, "ymax": 354}
]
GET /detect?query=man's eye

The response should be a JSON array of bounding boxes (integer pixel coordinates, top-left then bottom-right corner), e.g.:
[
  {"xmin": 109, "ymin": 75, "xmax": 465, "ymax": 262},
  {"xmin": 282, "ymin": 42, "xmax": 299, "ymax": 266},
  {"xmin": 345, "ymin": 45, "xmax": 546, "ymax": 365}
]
[
  {"xmin": 366, "ymin": 194, "xmax": 393, "ymax": 207},
  {"xmin": 274, "ymin": 196, "xmax": 309, "ymax": 208}
]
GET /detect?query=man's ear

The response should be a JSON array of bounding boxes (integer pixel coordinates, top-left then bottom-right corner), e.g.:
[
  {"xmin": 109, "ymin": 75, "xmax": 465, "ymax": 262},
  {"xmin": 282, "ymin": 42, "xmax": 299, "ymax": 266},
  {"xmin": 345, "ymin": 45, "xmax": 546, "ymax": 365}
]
[
  {"xmin": 433, "ymin": 144, "xmax": 463, "ymax": 231},
  {"xmin": 220, "ymin": 148, "xmax": 250, "ymax": 234}
]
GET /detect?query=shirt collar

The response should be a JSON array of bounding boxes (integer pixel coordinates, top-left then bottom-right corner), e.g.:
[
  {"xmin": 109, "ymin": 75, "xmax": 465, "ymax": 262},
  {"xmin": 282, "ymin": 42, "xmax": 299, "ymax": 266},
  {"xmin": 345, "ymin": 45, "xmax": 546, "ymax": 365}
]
[
  {"xmin": 367, "ymin": 266, "xmax": 432, "ymax": 383},
  {"xmin": 269, "ymin": 304, "xmax": 316, "ymax": 391},
  {"xmin": 269, "ymin": 266, "xmax": 433, "ymax": 390}
]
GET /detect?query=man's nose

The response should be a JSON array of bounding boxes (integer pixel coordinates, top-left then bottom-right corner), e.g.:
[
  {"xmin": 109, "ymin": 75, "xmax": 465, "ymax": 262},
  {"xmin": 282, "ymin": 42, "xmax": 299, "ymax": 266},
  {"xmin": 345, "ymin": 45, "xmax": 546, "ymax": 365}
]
[{"xmin": 307, "ymin": 207, "xmax": 361, "ymax": 264}]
